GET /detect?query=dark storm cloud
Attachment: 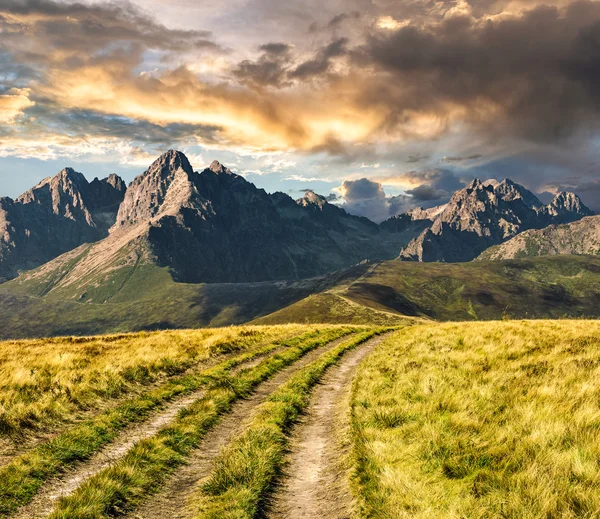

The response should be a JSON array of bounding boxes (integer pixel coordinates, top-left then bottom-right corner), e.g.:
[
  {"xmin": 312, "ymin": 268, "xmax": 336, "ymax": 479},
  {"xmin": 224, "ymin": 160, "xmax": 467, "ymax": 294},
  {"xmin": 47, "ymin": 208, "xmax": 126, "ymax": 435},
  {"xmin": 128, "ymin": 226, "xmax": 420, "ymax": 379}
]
[
  {"xmin": 234, "ymin": 43, "xmax": 293, "ymax": 88},
  {"xmin": 380, "ymin": 169, "xmax": 465, "ymax": 195},
  {"xmin": 289, "ymin": 38, "xmax": 349, "ymax": 79},
  {"xmin": 339, "ymin": 174, "xmax": 456, "ymax": 222},
  {"xmin": 405, "ymin": 184, "xmax": 449, "ymax": 201},
  {"xmin": 0, "ymin": 0, "xmax": 217, "ymax": 55},
  {"xmin": 340, "ymin": 177, "xmax": 390, "ymax": 222},
  {"xmin": 353, "ymin": 1, "xmax": 600, "ymax": 142},
  {"xmin": 327, "ymin": 11, "xmax": 361, "ymax": 28},
  {"xmin": 442, "ymin": 154, "xmax": 483, "ymax": 163},
  {"xmin": 43, "ymin": 108, "xmax": 222, "ymax": 145},
  {"xmin": 342, "ymin": 177, "xmax": 386, "ymax": 200},
  {"xmin": 407, "ymin": 154, "xmax": 428, "ymax": 163},
  {"xmin": 259, "ymin": 43, "xmax": 293, "ymax": 56},
  {"xmin": 235, "ymin": 36, "xmax": 349, "ymax": 87}
]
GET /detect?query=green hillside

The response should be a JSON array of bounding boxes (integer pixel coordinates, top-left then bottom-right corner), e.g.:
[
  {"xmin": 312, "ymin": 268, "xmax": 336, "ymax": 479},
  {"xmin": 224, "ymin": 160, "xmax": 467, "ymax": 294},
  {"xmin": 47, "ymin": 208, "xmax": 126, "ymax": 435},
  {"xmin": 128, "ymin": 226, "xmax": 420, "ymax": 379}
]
[
  {"xmin": 3, "ymin": 255, "xmax": 600, "ymax": 338},
  {"xmin": 258, "ymin": 255, "xmax": 600, "ymax": 323},
  {"xmin": 252, "ymin": 292, "xmax": 415, "ymax": 326},
  {"xmin": 0, "ymin": 260, "xmax": 370, "ymax": 339}
]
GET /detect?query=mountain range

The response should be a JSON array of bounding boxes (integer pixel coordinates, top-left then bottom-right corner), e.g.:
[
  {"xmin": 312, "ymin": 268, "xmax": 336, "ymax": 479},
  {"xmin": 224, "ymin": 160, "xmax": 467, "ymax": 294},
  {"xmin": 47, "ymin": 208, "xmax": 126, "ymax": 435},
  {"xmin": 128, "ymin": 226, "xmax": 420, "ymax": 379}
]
[
  {"xmin": 0, "ymin": 150, "xmax": 594, "ymax": 292},
  {"xmin": 1, "ymin": 149, "xmax": 599, "ymax": 338},
  {"xmin": 478, "ymin": 215, "xmax": 600, "ymax": 260},
  {"xmin": 0, "ymin": 170, "xmax": 126, "ymax": 282},
  {"xmin": 398, "ymin": 179, "xmax": 593, "ymax": 262}
]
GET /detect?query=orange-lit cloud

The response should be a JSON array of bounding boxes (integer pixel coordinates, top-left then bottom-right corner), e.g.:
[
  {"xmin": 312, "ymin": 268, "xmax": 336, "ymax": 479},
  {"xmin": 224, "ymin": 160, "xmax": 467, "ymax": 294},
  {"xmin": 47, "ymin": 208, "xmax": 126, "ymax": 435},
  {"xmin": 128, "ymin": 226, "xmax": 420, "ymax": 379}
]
[
  {"xmin": 1, "ymin": 0, "xmax": 600, "ymax": 211},
  {"xmin": 0, "ymin": 89, "xmax": 34, "ymax": 123}
]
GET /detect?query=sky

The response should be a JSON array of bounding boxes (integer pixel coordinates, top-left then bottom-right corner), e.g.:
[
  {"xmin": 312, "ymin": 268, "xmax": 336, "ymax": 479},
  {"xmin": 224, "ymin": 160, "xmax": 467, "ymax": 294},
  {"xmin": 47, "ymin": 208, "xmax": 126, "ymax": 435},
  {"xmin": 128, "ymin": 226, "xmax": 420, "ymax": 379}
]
[{"xmin": 1, "ymin": 0, "xmax": 600, "ymax": 221}]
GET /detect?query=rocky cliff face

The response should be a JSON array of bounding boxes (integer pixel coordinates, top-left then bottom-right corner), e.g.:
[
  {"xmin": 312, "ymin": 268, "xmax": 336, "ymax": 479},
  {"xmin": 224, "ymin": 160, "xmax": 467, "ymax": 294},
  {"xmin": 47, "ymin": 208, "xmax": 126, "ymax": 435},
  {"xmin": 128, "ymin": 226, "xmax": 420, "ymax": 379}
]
[
  {"xmin": 122, "ymin": 152, "xmax": 413, "ymax": 283},
  {"xmin": 0, "ymin": 169, "xmax": 126, "ymax": 281},
  {"xmin": 398, "ymin": 179, "xmax": 592, "ymax": 262},
  {"xmin": 7, "ymin": 151, "xmax": 422, "ymax": 292},
  {"xmin": 477, "ymin": 215, "xmax": 600, "ymax": 260}
]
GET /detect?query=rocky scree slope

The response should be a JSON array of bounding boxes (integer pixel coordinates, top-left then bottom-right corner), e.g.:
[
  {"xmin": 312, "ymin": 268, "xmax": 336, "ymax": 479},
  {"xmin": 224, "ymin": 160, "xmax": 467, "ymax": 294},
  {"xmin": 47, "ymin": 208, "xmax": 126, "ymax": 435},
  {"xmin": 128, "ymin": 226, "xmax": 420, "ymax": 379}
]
[{"xmin": 477, "ymin": 215, "xmax": 600, "ymax": 260}]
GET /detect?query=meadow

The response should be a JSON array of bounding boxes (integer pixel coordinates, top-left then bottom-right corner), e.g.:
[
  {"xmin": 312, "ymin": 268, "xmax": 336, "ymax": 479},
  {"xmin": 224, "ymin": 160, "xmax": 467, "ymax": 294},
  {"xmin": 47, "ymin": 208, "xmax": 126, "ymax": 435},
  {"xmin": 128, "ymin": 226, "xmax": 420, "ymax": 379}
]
[
  {"xmin": 351, "ymin": 321, "xmax": 600, "ymax": 519},
  {"xmin": 1, "ymin": 320, "xmax": 599, "ymax": 519},
  {"xmin": 0, "ymin": 325, "xmax": 306, "ymax": 439}
]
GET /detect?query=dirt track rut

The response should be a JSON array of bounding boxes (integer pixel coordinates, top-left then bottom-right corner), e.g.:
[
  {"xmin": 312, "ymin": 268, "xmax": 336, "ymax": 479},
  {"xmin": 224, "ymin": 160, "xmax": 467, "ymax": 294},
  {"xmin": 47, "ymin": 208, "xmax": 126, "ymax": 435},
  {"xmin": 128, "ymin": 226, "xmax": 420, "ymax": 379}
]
[
  {"xmin": 11, "ymin": 344, "xmax": 289, "ymax": 519},
  {"xmin": 267, "ymin": 334, "xmax": 386, "ymax": 519},
  {"xmin": 127, "ymin": 334, "xmax": 357, "ymax": 519}
]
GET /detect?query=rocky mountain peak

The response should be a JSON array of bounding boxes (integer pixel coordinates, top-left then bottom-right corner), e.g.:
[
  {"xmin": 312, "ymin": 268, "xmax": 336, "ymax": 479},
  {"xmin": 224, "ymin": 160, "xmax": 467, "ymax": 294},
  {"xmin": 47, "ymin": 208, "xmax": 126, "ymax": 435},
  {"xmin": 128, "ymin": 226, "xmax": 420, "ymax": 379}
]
[
  {"xmin": 148, "ymin": 150, "xmax": 193, "ymax": 177},
  {"xmin": 545, "ymin": 191, "xmax": 593, "ymax": 220},
  {"xmin": 114, "ymin": 150, "xmax": 198, "ymax": 229},
  {"xmin": 105, "ymin": 173, "xmax": 126, "ymax": 192},
  {"xmin": 0, "ymin": 166, "xmax": 127, "ymax": 282},
  {"xmin": 494, "ymin": 178, "xmax": 542, "ymax": 208},
  {"xmin": 297, "ymin": 190, "xmax": 327, "ymax": 209},
  {"xmin": 399, "ymin": 176, "xmax": 592, "ymax": 263},
  {"xmin": 209, "ymin": 160, "xmax": 232, "ymax": 175},
  {"xmin": 465, "ymin": 178, "xmax": 485, "ymax": 190}
]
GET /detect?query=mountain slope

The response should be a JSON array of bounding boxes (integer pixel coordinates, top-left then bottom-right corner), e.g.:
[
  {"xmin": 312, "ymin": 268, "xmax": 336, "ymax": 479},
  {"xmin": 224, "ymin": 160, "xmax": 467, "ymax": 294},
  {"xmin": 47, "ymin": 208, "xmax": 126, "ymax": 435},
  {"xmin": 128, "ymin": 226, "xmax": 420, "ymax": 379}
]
[
  {"xmin": 7, "ymin": 151, "xmax": 420, "ymax": 299},
  {"xmin": 477, "ymin": 215, "xmax": 600, "ymax": 260},
  {"xmin": 398, "ymin": 179, "xmax": 593, "ymax": 262},
  {"xmin": 256, "ymin": 255, "xmax": 600, "ymax": 323},
  {"xmin": 0, "ymin": 170, "xmax": 126, "ymax": 282}
]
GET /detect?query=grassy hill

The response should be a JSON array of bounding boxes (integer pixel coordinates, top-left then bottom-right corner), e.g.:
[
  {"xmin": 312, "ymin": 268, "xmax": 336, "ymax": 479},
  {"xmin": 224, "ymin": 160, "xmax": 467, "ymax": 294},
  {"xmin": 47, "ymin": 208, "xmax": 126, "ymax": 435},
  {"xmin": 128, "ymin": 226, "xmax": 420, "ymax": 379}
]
[
  {"xmin": 256, "ymin": 255, "xmax": 600, "ymax": 323},
  {"xmin": 252, "ymin": 292, "xmax": 415, "ymax": 326},
  {"xmin": 0, "ymin": 260, "xmax": 369, "ymax": 339},
  {"xmin": 3, "ymin": 254, "xmax": 600, "ymax": 338}
]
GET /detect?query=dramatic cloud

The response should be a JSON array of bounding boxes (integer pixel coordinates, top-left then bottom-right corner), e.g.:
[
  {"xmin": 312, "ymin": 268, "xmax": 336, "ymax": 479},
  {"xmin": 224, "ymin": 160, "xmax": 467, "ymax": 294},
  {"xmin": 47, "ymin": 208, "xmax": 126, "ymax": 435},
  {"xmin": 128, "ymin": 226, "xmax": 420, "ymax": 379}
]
[
  {"xmin": 339, "ymin": 178, "xmax": 392, "ymax": 222},
  {"xmin": 0, "ymin": 88, "xmax": 34, "ymax": 123},
  {"xmin": 234, "ymin": 43, "xmax": 294, "ymax": 88},
  {"xmin": 1, "ymin": 0, "xmax": 600, "ymax": 211},
  {"xmin": 288, "ymin": 38, "xmax": 349, "ymax": 80},
  {"xmin": 338, "ymin": 172, "xmax": 459, "ymax": 222},
  {"xmin": 353, "ymin": 1, "xmax": 600, "ymax": 142}
]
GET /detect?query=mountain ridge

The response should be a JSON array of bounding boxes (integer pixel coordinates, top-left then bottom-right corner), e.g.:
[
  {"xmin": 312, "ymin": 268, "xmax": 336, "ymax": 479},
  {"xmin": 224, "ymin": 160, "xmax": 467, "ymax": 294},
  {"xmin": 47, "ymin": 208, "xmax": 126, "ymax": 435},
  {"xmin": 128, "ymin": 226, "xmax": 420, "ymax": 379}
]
[
  {"xmin": 0, "ymin": 168, "xmax": 126, "ymax": 282},
  {"xmin": 477, "ymin": 215, "xmax": 600, "ymax": 260},
  {"xmin": 398, "ymin": 178, "xmax": 592, "ymax": 262},
  {"xmin": 6, "ymin": 150, "xmax": 419, "ymax": 299}
]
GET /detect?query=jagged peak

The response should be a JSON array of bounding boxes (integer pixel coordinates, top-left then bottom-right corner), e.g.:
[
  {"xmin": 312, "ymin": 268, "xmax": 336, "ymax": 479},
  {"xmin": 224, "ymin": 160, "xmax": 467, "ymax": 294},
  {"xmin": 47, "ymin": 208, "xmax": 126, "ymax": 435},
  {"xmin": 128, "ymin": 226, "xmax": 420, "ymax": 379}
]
[
  {"xmin": 494, "ymin": 178, "xmax": 542, "ymax": 208},
  {"xmin": 105, "ymin": 173, "xmax": 126, "ymax": 191},
  {"xmin": 297, "ymin": 190, "xmax": 328, "ymax": 208},
  {"xmin": 114, "ymin": 151, "xmax": 200, "ymax": 229},
  {"xmin": 54, "ymin": 167, "xmax": 87, "ymax": 186},
  {"xmin": 547, "ymin": 191, "xmax": 593, "ymax": 215},
  {"xmin": 17, "ymin": 167, "xmax": 87, "ymax": 205},
  {"xmin": 90, "ymin": 173, "xmax": 126, "ymax": 192},
  {"xmin": 147, "ymin": 150, "xmax": 193, "ymax": 177},
  {"xmin": 466, "ymin": 178, "xmax": 485, "ymax": 189},
  {"xmin": 208, "ymin": 160, "xmax": 233, "ymax": 175}
]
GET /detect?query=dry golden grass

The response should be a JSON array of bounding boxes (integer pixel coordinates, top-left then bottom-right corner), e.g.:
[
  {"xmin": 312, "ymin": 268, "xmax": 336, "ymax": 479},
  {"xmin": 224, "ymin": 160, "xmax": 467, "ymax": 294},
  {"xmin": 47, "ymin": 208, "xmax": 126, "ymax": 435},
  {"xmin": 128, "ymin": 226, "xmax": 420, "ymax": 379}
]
[
  {"xmin": 0, "ymin": 325, "xmax": 307, "ymax": 437},
  {"xmin": 351, "ymin": 320, "xmax": 600, "ymax": 519}
]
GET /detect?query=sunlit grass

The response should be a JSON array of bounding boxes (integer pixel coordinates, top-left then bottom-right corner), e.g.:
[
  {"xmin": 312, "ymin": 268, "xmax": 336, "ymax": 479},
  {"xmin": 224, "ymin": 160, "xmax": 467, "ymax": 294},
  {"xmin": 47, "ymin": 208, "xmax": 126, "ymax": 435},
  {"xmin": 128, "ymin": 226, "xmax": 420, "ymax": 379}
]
[
  {"xmin": 0, "ymin": 326, "xmax": 306, "ymax": 438},
  {"xmin": 47, "ymin": 327, "xmax": 358, "ymax": 518},
  {"xmin": 351, "ymin": 320, "xmax": 600, "ymax": 519},
  {"xmin": 194, "ymin": 329, "xmax": 384, "ymax": 519}
]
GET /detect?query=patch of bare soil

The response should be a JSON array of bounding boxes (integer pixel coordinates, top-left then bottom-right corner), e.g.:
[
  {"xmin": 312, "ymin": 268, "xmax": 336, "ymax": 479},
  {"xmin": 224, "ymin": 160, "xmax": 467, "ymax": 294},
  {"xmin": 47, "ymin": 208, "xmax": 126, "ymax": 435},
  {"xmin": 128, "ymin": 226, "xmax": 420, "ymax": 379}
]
[{"xmin": 267, "ymin": 334, "xmax": 387, "ymax": 519}]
